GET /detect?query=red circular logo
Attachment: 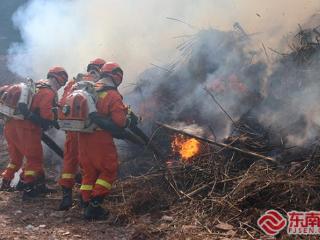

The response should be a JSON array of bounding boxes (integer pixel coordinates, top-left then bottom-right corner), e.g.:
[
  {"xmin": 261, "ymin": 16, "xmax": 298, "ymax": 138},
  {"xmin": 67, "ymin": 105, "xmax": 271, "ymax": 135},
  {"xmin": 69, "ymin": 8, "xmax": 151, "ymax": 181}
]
[{"xmin": 257, "ymin": 210, "xmax": 287, "ymax": 236}]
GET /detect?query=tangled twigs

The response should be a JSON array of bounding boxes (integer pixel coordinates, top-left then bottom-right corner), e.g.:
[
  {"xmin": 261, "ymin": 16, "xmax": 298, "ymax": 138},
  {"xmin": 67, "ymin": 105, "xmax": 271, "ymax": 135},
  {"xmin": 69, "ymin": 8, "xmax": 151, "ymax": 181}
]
[{"xmin": 111, "ymin": 116, "xmax": 320, "ymax": 238}]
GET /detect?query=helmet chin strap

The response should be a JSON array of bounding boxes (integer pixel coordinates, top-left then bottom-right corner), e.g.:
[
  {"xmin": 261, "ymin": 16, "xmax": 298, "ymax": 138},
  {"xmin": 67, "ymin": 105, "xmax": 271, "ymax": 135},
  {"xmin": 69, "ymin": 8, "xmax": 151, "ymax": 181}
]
[
  {"xmin": 109, "ymin": 74, "xmax": 121, "ymax": 87},
  {"xmin": 111, "ymin": 78, "xmax": 119, "ymax": 87}
]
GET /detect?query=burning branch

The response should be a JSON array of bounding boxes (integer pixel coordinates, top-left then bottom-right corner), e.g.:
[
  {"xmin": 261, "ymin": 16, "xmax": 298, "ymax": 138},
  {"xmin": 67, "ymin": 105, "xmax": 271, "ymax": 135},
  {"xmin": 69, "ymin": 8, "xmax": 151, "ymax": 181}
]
[{"xmin": 156, "ymin": 122, "xmax": 276, "ymax": 162}]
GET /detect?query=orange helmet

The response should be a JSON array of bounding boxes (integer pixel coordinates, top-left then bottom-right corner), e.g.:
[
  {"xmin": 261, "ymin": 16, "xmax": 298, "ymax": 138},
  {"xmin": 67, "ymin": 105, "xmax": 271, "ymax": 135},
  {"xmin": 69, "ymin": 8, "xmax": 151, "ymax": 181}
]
[
  {"xmin": 100, "ymin": 62, "xmax": 123, "ymax": 86},
  {"xmin": 87, "ymin": 58, "xmax": 106, "ymax": 72},
  {"xmin": 47, "ymin": 66, "xmax": 68, "ymax": 86}
]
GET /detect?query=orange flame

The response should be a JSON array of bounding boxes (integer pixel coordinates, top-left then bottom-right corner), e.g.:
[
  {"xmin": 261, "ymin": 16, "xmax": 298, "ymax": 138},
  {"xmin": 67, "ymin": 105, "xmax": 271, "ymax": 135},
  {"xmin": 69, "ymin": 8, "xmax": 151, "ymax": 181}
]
[{"xmin": 172, "ymin": 135, "xmax": 201, "ymax": 161}]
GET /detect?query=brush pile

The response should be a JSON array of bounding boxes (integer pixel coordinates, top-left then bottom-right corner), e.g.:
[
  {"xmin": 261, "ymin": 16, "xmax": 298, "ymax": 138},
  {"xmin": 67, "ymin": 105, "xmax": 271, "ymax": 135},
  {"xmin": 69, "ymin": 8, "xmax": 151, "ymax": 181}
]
[
  {"xmin": 108, "ymin": 118, "xmax": 320, "ymax": 239},
  {"xmin": 108, "ymin": 24, "xmax": 320, "ymax": 239}
]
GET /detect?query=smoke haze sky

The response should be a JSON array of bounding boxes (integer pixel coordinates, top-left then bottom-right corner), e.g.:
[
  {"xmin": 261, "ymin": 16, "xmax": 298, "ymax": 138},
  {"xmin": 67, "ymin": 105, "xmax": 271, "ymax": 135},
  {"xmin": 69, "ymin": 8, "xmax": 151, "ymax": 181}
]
[{"xmin": 7, "ymin": 0, "xmax": 320, "ymax": 87}]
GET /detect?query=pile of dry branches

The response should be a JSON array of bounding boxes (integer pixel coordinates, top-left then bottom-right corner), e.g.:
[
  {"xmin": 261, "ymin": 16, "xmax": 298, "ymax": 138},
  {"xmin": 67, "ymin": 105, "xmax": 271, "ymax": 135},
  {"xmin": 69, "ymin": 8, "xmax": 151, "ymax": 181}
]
[
  {"xmin": 287, "ymin": 25, "xmax": 320, "ymax": 64},
  {"xmin": 109, "ymin": 117, "xmax": 320, "ymax": 238}
]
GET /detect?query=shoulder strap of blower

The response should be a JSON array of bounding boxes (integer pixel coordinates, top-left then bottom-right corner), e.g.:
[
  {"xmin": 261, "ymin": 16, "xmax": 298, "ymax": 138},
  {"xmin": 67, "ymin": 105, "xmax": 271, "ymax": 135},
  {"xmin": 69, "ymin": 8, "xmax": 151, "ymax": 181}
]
[
  {"xmin": 19, "ymin": 80, "xmax": 58, "ymax": 130},
  {"xmin": 95, "ymin": 85, "xmax": 124, "ymax": 102},
  {"xmin": 89, "ymin": 84, "xmax": 126, "ymax": 136}
]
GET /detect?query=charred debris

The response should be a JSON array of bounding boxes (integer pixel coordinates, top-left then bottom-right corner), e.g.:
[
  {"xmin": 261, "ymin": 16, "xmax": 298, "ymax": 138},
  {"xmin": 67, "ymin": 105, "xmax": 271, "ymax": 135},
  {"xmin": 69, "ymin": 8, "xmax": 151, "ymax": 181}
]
[{"xmin": 112, "ymin": 22, "xmax": 320, "ymax": 238}]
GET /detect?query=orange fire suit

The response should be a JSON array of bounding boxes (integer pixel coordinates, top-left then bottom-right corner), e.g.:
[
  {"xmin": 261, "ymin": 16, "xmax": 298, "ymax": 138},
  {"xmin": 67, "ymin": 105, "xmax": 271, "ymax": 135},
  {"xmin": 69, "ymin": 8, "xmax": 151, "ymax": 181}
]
[
  {"xmin": 59, "ymin": 74, "xmax": 96, "ymax": 188},
  {"xmin": 2, "ymin": 82, "xmax": 56, "ymax": 184},
  {"xmin": 58, "ymin": 79, "xmax": 78, "ymax": 188},
  {"xmin": 79, "ymin": 88, "xmax": 127, "ymax": 202}
]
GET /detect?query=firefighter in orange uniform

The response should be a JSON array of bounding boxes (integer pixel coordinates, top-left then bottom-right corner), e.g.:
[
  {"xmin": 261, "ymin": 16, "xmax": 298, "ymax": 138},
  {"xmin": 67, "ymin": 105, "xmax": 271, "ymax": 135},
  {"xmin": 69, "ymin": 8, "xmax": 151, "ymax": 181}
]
[
  {"xmin": 0, "ymin": 67, "xmax": 68, "ymax": 200},
  {"xmin": 79, "ymin": 62, "xmax": 127, "ymax": 220},
  {"xmin": 58, "ymin": 58, "xmax": 106, "ymax": 210}
]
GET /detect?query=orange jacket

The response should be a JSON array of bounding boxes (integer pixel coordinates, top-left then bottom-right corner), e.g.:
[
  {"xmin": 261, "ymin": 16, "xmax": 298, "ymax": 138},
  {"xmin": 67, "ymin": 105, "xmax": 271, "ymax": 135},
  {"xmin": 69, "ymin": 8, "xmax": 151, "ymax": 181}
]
[
  {"xmin": 96, "ymin": 89, "xmax": 127, "ymax": 128},
  {"xmin": 78, "ymin": 88, "xmax": 126, "ymax": 201},
  {"xmin": 31, "ymin": 84, "xmax": 56, "ymax": 121}
]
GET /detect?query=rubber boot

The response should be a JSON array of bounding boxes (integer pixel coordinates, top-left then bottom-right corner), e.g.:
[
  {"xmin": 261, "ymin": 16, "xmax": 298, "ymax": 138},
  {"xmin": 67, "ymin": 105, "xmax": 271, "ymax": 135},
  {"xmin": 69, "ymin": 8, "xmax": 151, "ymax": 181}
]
[
  {"xmin": 35, "ymin": 174, "xmax": 47, "ymax": 193},
  {"xmin": 84, "ymin": 196, "xmax": 109, "ymax": 220},
  {"xmin": 79, "ymin": 195, "xmax": 89, "ymax": 209},
  {"xmin": 22, "ymin": 183, "xmax": 39, "ymax": 201},
  {"xmin": 0, "ymin": 179, "xmax": 12, "ymax": 191},
  {"xmin": 36, "ymin": 174, "xmax": 56, "ymax": 194},
  {"xmin": 75, "ymin": 173, "xmax": 82, "ymax": 185},
  {"xmin": 15, "ymin": 180, "xmax": 25, "ymax": 191},
  {"xmin": 58, "ymin": 187, "xmax": 73, "ymax": 211}
]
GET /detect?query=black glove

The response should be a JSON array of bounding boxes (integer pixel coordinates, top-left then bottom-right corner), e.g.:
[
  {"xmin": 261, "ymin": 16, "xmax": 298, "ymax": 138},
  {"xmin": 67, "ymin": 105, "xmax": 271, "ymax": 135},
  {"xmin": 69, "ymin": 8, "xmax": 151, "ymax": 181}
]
[
  {"xmin": 126, "ymin": 111, "xmax": 140, "ymax": 129},
  {"xmin": 18, "ymin": 103, "xmax": 52, "ymax": 131},
  {"xmin": 89, "ymin": 112, "xmax": 126, "ymax": 138},
  {"xmin": 51, "ymin": 120, "xmax": 60, "ymax": 130},
  {"xmin": 111, "ymin": 130, "xmax": 127, "ymax": 140},
  {"xmin": 28, "ymin": 113, "xmax": 52, "ymax": 131}
]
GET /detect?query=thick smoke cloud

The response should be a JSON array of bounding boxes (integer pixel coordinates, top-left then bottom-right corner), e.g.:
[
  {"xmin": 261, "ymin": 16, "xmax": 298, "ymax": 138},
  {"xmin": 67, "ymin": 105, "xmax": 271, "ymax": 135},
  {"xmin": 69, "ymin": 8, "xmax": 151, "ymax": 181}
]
[
  {"xmin": 126, "ymin": 28, "xmax": 266, "ymax": 139},
  {"xmin": 6, "ymin": 0, "xmax": 320, "ymax": 148},
  {"xmin": 7, "ymin": 0, "xmax": 319, "ymax": 86},
  {"xmin": 126, "ymin": 15, "xmax": 320, "ymax": 146}
]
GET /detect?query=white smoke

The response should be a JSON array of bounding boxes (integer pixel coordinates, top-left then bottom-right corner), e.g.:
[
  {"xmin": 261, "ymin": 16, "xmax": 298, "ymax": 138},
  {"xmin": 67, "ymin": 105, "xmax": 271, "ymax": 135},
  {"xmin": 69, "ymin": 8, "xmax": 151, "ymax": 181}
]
[
  {"xmin": 7, "ymin": 0, "xmax": 320, "ymax": 91},
  {"xmin": 6, "ymin": 0, "xmax": 320, "ymax": 147},
  {"xmin": 172, "ymin": 122, "xmax": 205, "ymax": 136}
]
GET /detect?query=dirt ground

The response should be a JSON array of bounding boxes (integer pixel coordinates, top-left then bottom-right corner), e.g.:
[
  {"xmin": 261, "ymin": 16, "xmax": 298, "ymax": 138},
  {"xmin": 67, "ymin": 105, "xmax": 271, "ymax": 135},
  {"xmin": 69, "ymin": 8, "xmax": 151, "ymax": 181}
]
[
  {"xmin": 0, "ymin": 189, "xmax": 136, "ymax": 240},
  {"xmin": 0, "ymin": 185, "xmax": 219, "ymax": 240},
  {"xmin": 0, "ymin": 140, "xmax": 216, "ymax": 240}
]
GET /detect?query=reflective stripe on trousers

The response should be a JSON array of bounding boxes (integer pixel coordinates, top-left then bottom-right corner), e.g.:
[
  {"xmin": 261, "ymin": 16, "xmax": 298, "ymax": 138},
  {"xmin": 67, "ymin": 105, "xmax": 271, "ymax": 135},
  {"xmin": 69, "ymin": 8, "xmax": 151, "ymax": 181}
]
[
  {"xmin": 61, "ymin": 173, "xmax": 75, "ymax": 179},
  {"xmin": 24, "ymin": 170, "xmax": 36, "ymax": 176},
  {"xmin": 80, "ymin": 184, "xmax": 93, "ymax": 191},
  {"xmin": 95, "ymin": 179, "xmax": 112, "ymax": 190},
  {"xmin": 7, "ymin": 163, "xmax": 16, "ymax": 169}
]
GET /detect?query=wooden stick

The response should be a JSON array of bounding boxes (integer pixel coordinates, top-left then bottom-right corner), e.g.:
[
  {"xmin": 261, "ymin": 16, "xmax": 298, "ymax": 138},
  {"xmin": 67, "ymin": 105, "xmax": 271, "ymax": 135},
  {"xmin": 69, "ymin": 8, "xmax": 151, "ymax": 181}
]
[
  {"xmin": 261, "ymin": 42, "xmax": 270, "ymax": 62},
  {"xmin": 156, "ymin": 121, "xmax": 276, "ymax": 162},
  {"xmin": 203, "ymin": 87, "xmax": 236, "ymax": 126},
  {"xmin": 181, "ymin": 179, "xmax": 216, "ymax": 200}
]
